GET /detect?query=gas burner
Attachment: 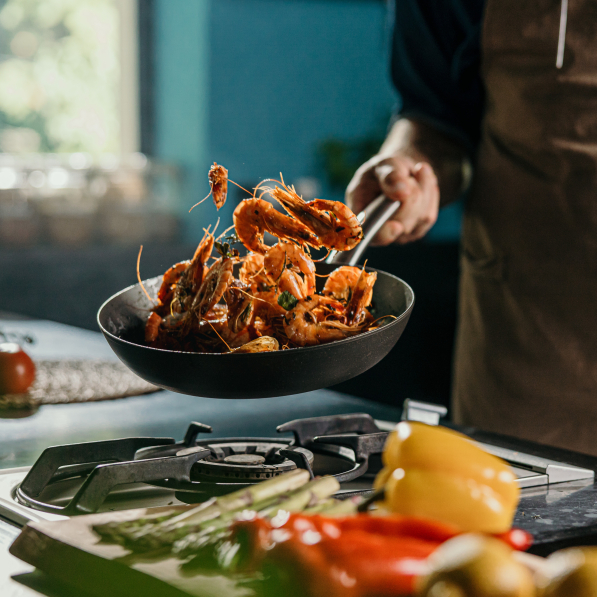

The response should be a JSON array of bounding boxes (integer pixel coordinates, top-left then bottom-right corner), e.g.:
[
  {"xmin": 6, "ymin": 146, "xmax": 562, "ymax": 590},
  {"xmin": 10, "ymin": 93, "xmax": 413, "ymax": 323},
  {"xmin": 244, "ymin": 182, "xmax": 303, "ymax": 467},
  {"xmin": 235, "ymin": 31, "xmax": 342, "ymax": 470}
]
[
  {"xmin": 14, "ymin": 414, "xmax": 387, "ymax": 514},
  {"xmin": 191, "ymin": 440, "xmax": 314, "ymax": 483}
]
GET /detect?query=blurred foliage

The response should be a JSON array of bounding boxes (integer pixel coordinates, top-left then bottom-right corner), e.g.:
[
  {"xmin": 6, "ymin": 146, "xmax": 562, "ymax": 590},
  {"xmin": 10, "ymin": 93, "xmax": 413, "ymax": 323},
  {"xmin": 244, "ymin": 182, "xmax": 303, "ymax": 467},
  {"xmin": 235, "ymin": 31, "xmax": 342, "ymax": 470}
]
[
  {"xmin": 0, "ymin": 0, "xmax": 119, "ymax": 153},
  {"xmin": 317, "ymin": 124, "xmax": 387, "ymax": 193}
]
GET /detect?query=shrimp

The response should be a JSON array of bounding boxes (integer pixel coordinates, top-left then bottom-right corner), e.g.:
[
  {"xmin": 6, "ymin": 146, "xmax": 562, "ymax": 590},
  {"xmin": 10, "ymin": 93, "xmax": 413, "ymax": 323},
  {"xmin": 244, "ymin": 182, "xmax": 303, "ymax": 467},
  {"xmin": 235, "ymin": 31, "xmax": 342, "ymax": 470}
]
[
  {"xmin": 225, "ymin": 280, "xmax": 254, "ymax": 333},
  {"xmin": 145, "ymin": 312, "xmax": 162, "ymax": 342},
  {"xmin": 264, "ymin": 242, "xmax": 316, "ymax": 299},
  {"xmin": 221, "ymin": 325, "xmax": 253, "ymax": 349},
  {"xmin": 209, "ymin": 162, "xmax": 228, "ymax": 210},
  {"xmin": 233, "ymin": 197, "xmax": 320, "ymax": 254},
  {"xmin": 171, "ymin": 231, "xmax": 215, "ymax": 314},
  {"xmin": 345, "ymin": 268, "xmax": 377, "ymax": 325},
  {"xmin": 232, "ymin": 336, "xmax": 279, "ymax": 353},
  {"xmin": 191, "ymin": 257, "xmax": 234, "ymax": 321},
  {"xmin": 269, "ymin": 181, "xmax": 363, "ymax": 251},
  {"xmin": 323, "ymin": 266, "xmax": 361, "ymax": 302},
  {"xmin": 157, "ymin": 262, "xmax": 189, "ymax": 305},
  {"xmin": 239, "ymin": 253, "xmax": 270, "ymax": 292},
  {"xmin": 283, "ymin": 295, "xmax": 363, "ymax": 347}
]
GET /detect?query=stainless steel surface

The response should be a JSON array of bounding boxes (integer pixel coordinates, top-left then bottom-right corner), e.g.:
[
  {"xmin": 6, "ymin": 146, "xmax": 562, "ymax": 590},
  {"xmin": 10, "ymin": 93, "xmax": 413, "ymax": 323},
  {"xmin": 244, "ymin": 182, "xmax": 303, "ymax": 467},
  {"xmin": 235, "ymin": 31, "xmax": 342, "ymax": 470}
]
[
  {"xmin": 480, "ymin": 443, "xmax": 595, "ymax": 488},
  {"xmin": 401, "ymin": 398, "xmax": 448, "ymax": 426}
]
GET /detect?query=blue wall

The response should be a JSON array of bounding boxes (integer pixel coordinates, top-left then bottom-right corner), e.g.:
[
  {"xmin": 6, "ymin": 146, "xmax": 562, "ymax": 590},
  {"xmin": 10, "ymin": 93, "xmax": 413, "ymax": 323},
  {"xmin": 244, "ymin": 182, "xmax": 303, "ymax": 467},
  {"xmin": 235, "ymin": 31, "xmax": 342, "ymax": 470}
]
[
  {"xmin": 153, "ymin": 0, "xmax": 461, "ymax": 242},
  {"xmin": 208, "ymin": 0, "xmax": 394, "ymax": 187}
]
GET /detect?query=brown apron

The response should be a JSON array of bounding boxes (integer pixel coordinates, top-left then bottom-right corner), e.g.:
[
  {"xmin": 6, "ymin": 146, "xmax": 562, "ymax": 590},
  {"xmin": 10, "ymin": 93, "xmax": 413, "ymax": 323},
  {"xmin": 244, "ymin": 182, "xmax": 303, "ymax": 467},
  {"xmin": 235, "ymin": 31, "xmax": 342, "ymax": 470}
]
[{"xmin": 452, "ymin": 0, "xmax": 597, "ymax": 455}]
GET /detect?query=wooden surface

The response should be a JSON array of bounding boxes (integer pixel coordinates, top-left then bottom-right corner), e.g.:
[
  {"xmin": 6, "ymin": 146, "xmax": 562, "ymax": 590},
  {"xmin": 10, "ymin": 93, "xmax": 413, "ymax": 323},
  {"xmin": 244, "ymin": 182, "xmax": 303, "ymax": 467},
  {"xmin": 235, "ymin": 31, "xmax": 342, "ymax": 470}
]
[{"xmin": 10, "ymin": 507, "xmax": 250, "ymax": 597}]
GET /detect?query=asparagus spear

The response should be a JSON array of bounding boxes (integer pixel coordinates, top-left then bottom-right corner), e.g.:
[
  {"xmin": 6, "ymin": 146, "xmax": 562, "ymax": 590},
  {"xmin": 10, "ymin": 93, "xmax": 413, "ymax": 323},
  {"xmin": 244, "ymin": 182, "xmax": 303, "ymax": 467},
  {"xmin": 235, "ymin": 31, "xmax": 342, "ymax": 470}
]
[
  {"xmin": 304, "ymin": 496, "xmax": 360, "ymax": 516},
  {"xmin": 97, "ymin": 469, "xmax": 311, "ymax": 551},
  {"xmin": 172, "ymin": 476, "xmax": 341, "ymax": 557}
]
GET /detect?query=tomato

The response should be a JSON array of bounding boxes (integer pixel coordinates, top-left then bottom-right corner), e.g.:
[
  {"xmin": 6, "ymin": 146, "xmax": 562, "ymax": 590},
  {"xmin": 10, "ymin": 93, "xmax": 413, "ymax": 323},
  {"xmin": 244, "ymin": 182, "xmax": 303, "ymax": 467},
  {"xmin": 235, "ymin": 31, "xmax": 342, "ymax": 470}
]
[{"xmin": 0, "ymin": 343, "xmax": 36, "ymax": 395}]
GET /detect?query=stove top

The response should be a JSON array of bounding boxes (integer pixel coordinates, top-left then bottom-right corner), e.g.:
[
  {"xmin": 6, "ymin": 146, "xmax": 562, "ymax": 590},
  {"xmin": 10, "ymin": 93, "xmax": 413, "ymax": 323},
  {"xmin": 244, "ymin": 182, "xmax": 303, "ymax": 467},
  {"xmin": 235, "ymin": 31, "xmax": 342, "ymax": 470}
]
[{"xmin": 0, "ymin": 405, "xmax": 593, "ymax": 529}]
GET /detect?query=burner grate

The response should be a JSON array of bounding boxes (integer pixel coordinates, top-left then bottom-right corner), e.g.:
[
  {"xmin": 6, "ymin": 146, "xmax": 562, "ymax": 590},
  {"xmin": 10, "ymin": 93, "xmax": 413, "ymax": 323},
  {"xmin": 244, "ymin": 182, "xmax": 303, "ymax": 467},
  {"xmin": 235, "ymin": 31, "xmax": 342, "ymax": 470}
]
[
  {"xmin": 191, "ymin": 441, "xmax": 313, "ymax": 483},
  {"xmin": 13, "ymin": 414, "xmax": 388, "ymax": 514}
]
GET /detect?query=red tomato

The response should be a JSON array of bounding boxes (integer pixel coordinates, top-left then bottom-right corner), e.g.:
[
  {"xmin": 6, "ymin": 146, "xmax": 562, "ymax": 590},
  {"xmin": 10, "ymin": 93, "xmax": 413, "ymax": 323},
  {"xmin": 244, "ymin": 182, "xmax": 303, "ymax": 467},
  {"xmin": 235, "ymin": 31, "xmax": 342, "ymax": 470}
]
[{"xmin": 0, "ymin": 343, "xmax": 36, "ymax": 394}]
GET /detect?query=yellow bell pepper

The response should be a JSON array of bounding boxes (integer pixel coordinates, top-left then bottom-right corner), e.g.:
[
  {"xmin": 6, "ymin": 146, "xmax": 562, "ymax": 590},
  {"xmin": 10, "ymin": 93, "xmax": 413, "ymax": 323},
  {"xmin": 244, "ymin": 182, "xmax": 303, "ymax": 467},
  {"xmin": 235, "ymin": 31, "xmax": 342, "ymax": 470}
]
[{"xmin": 374, "ymin": 422, "xmax": 519, "ymax": 534}]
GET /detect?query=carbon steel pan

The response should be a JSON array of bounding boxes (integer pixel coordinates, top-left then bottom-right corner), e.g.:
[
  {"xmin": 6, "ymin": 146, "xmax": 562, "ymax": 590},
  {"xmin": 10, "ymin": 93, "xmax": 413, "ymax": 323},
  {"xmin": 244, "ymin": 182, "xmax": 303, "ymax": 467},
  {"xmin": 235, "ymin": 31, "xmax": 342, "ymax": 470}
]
[{"xmin": 97, "ymin": 263, "xmax": 414, "ymax": 399}]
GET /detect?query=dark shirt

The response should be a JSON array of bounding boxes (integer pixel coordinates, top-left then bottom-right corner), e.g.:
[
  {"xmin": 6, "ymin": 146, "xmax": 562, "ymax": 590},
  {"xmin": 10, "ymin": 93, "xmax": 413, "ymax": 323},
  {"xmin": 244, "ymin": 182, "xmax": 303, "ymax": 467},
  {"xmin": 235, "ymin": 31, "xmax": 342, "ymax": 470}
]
[{"xmin": 391, "ymin": 0, "xmax": 486, "ymax": 152}]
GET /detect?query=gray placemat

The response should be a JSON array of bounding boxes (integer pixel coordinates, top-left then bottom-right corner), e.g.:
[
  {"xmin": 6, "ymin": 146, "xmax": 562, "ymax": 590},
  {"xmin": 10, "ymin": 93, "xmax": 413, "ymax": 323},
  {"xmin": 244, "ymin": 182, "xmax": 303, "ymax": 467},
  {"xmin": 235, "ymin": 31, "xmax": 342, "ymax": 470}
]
[{"xmin": 0, "ymin": 360, "xmax": 159, "ymax": 410}]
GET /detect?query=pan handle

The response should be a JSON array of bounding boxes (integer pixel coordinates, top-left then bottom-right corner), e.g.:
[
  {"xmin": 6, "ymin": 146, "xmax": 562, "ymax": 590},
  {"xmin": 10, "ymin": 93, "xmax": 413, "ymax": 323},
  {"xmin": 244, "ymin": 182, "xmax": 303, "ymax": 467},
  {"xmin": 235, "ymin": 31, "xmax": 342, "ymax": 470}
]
[{"xmin": 326, "ymin": 195, "xmax": 400, "ymax": 266}]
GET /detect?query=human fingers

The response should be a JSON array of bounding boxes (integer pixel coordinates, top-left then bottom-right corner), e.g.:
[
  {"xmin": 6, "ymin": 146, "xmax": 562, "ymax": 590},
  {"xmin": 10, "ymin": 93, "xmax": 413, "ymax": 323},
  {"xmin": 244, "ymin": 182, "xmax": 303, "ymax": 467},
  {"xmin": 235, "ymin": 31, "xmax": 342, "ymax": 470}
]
[
  {"xmin": 346, "ymin": 154, "xmax": 417, "ymax": 215},
  {"xmin": 372, "ymin": 220, "xmax": 405, "ymax": 246},
  {"xmin": 392, "ymin": 162, "xmax": 440, "ymax": 244},
  {"xmin": 374, "ymin": 155, "xmax": 417, "ymax": 201}
]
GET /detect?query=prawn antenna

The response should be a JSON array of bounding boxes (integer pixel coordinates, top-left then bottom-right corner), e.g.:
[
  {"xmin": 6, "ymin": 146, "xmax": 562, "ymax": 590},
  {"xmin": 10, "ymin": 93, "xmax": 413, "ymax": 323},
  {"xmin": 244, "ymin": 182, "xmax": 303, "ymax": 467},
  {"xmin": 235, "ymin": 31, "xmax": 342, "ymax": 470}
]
[
  {"xmin": 236, "ymin": 287, "xmax": 271, "ymax": 304},
  {"xmin": 205, "ymin": 319, "xmax": 232, "ymax": 352},
  {"xmin": 367, "ymin": 314, "xmax": 398, "ymax": 328},
  {"xmin": 312, "ymin": 248, "xmax": 332, "ymax": 262},
  {"xmin": 217, "ymin": 223, "xmax": 236, "ymax": 240},
  {"xmin": 212, "ymin": 217, "xmax": 221, "ymax": 237},
  {"xmin": 137, "ymin": 245, "xmax": 157, "ymax": 304},
  {"xmin": 189, "ymin": 191, "xmax": 212, "ymax": 213},
  {"xmin": 228, "ymin": 179, "xmax": 253, "ymax": 197}
]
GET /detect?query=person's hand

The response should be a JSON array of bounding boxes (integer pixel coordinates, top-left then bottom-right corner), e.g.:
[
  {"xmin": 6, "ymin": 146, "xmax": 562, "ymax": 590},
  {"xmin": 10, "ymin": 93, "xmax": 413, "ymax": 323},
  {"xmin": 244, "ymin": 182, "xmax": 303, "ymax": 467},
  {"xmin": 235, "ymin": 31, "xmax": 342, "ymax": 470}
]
[{"xmin": 346, "ymin": 153, "xmax": 440, "ymax": 245}]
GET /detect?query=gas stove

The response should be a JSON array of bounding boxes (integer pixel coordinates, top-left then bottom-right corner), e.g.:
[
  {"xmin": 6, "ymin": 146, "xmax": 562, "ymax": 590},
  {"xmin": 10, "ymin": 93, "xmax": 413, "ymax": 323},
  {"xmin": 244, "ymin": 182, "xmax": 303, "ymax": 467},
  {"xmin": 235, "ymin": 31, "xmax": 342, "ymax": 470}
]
[{"xmin": 0, "ymin": 405, "xmax": 593, "ymax": 528}]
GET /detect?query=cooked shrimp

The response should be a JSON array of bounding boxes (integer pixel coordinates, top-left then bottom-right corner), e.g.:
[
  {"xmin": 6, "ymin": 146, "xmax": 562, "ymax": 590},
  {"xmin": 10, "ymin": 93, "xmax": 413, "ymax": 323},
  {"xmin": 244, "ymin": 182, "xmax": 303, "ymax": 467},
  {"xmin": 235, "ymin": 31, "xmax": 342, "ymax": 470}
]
[
  {"xmin": 239, "ymin": 253, "xmax": 270, "ymax": 291},
  {"xmin": 233, "ymin": 197, "xmax": 320, "ymax": 254},
  {"xmin": 323, "ymin": 266, "xmax": 362, "ymax": 302},
  {"xmin": 264, "ymin": 242, "xmax": 316, "ymax": 299},
  {"xmin": 283, "ymin": 295, "xmax": 362, "ymax": 347},
  {"xmin": 209, "ymin": 162, "xmax": 228, "ymax": 210},
  {"xmin": 145, "ymin": 312, "xmax": 162, "ymax": 342},
  {"xmin": 221, "ymin": 325, "xmax": 253, "ymax": 349},
  {"xmin": 191, "ymin": 257, "xmax": 234, "ymax": 321},
  {"xmin": 232, "ymin": 336, "xmax": 279, "ymax": 353},
  {"xmin": 157, "ymin": 261, "xmax": 189, "ymax": 305},
  {"xmin": 171, "ymin": 232, "xmax": 214, "ymax": 314},
  {"xmin": 225, "ymin": 280, "xmax": 254, "ymax": 333},
  {"xmin": 345, "ymin": 268, "xmax": 377, "ymax": 325},
  {"xmin": 269, "ymin": 182, "xmax": 362, "ymax": 251}
]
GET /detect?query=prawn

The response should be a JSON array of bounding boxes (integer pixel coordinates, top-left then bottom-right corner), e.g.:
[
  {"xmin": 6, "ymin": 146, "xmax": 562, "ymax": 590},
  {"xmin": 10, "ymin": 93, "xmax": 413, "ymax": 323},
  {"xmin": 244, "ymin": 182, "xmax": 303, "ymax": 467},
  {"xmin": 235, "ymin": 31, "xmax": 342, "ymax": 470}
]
[
  {"xmin": 191, "ymin": 257, "xmax": 234, "ymax": 321},
  {"xmin": 233, "ymin": 197, "xmax": 320, "ymax": 254},
  {"xmin": 157, "ymin": 261, "xmax": 189, "ymax": 305},
  {"xmin": 239, "ymin": 253, "xmax": 270, "ymax": 292},
  {"xmin": 322, "ymin": 266, "xmax": 362, "ymax": 303},
  {"xmin": 189, "ymin": 162, "xmax": 229, "ymax": 212},
  {"xmin": 282, "ymin": 295, "xmax": 363, "ymax": 347},
  {"xmin": 208, "ymin": 162, "xmax": 228, "ymax": 210},
  {"xmin": 345, "ymin": 268, "xmax": 377, "ymax": 325},
  {"xmin": 145, "ymin": 312, "xmax": 162, "ymax": 343},
  {"xmin": 268, "ymin": 180, "xmax": 363, "ymax": 251},
  {"xmin": 225, "ymin": 280, "xmax": 254, "ymax": 334},
  {"xmin": 264, "ymin": 242, "xmax": 316, "ymax": 299},
  {"xmin": 231, "ymin": 336, "xmax": 279, "ymax": 353},
  {"xmin": 171, "ymin": 231, "xmax": 214, "ymax": 314}
]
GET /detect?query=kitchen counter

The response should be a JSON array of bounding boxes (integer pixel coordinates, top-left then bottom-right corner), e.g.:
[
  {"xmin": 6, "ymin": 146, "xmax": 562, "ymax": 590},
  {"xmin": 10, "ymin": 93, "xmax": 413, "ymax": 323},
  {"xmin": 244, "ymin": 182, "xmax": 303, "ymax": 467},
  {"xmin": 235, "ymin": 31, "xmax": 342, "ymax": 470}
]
[
  {"xmin": 3, "ymin": 317, "xmax": 597, "ymax": 595},
  {"xmin": 0, "ymin": 317, "xmax": 406, "ymax": 597}
]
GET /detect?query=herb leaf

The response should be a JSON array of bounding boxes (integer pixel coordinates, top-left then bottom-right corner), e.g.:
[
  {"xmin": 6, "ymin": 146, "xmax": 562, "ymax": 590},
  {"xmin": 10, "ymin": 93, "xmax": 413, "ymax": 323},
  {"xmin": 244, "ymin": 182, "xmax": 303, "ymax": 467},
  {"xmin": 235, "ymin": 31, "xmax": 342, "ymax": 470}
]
[{"xmin": 278, "ymin": 291, "xmax": 298, "ymax": 311}]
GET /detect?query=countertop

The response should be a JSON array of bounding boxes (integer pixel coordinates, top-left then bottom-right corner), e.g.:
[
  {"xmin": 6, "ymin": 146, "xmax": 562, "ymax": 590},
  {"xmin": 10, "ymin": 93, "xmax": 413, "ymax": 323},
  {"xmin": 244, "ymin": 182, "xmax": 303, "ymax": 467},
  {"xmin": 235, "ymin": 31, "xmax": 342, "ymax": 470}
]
[
  {"xmin": 3, "ymin": 317, "xmax": 597, "ymax": 596},
  {"xmin": 0, "ymin": 317, "xmax": 405, "ymax": 597}
]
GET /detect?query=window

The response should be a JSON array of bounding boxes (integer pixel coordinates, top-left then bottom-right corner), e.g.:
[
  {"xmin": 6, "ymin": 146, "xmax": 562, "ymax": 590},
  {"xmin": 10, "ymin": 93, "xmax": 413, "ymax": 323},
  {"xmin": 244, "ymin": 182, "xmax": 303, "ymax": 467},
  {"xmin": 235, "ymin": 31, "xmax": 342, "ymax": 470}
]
[{"xmin": 0, "ymin": 0, "xmax": 138, "ymax": 155}]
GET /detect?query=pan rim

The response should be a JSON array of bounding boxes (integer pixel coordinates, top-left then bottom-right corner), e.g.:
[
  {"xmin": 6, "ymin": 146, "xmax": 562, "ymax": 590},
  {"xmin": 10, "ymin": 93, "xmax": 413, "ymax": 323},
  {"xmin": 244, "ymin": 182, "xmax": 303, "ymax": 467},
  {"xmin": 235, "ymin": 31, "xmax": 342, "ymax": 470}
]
[{"xmin": 97, "ymin": 265, "xmax": 415, "ymax": 357}]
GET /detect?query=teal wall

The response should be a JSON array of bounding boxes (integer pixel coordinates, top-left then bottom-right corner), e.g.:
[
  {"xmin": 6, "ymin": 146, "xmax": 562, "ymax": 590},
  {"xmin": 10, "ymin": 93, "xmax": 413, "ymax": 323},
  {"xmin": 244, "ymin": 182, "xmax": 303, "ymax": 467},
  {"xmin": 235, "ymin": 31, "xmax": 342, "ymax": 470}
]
[
  {"xmin": 154, "ymin": 0, "xmax": 211, "ymax": 237},
  {"xmin": 152, "ymin": 0, "xmax": 462, "ymax": 242}
]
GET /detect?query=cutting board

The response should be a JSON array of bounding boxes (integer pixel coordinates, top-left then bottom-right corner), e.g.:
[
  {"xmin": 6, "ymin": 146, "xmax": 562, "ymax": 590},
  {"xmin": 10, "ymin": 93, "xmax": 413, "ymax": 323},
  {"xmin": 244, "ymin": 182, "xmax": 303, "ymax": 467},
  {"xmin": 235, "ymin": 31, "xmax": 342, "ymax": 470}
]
[{"xmin": 9, "ymin": 507, "xmax": 252, "ymax": 597}]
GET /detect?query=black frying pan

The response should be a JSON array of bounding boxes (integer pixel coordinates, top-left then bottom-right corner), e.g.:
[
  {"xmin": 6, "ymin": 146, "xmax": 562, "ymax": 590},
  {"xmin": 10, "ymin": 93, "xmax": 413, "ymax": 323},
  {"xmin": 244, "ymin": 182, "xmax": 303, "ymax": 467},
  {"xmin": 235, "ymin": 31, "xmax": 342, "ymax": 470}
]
[{"xmin": 97, "ymin": 197, "xmax": 413, "ymax": 398}]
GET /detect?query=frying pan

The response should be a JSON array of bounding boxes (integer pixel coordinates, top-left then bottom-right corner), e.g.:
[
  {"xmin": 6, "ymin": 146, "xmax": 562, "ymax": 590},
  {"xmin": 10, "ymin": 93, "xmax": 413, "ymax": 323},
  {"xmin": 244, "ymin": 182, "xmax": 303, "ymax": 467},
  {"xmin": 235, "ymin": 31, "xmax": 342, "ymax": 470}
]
[{"xmin": 97, "ymin": 196, "xmax": 413, "ymax": 398}]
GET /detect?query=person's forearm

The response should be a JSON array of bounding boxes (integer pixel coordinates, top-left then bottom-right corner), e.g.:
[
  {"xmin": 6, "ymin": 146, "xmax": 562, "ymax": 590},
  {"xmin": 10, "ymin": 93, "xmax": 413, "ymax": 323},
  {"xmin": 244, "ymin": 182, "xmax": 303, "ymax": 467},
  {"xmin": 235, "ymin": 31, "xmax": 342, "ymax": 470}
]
[{"xmin": 379, "ymin": 119, "xmax": 472, "ymax": 206}]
